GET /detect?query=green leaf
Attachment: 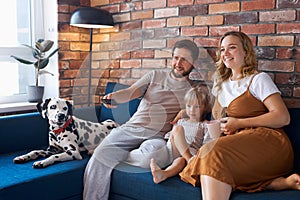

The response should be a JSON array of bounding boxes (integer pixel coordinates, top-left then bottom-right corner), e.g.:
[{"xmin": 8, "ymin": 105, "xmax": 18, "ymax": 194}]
[
  {"xmin": 23, "ymin": 44, "xmax": 36, "ymax": 51},
  {"xmin": 47, "ymin": 48, "xmax": 59, "ymax": 58},
  {"xmin": 10, "ymin": 55, "xmax": 34, "ymax": 65},
  {"xmin": 37, "ymin": 39, "xmax": 44, "ymax": 43},
  {"xmin": 34, "ymin": 58, "xmax": 49, "ymax": 69},
  {"xmin": 11, "ymin": 39, "xmax": 58, "ymax": 84},
  {"xmin": 39, "ymin": 40, "xmax": 54, "ymax": 52},
  {"xmin": 38, "ymin": 70, "xmax": 54, "ymax": 76},
  {"xmin": 40, "ymin": 58, "xmax": 49, "ymax": 69},
  {"xmin": 32, "ymin": 49, "xmax": 41, "ymax": 59},
  {"xmin": 22, "ymin": 44, "xmax": 40, "ymax": 59}
]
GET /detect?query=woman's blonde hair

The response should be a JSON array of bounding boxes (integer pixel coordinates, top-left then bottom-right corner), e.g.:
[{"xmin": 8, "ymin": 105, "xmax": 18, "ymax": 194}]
[
  {"xmin": 214, "ymin": 31, "xmax": 257, "ymax": 92},
  {"xmin": 184, "ymin": 87, "xmax": 211, "ymax": 121}
]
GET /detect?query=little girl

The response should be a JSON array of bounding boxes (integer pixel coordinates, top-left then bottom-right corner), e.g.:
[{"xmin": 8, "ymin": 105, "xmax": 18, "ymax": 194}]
[{"xmin": 150, "ymin": 87, "xmax": 211, "ymax": 184}]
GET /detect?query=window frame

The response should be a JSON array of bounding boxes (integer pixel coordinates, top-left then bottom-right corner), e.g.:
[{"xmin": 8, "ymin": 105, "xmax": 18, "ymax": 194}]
[{"xmin": 0, "ymin": 0, "xmax": 46, "ymax": 104}]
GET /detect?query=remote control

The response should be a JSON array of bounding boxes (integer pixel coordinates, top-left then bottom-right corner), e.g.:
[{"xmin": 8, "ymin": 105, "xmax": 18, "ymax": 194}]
[{"xmin": 102, "ymin": 98, "xmax": 118, "ymax": 105}]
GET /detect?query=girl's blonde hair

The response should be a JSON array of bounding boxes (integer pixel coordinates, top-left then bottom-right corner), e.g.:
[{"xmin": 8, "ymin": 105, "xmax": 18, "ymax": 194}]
[
  {"xmin": 184, "ymin": 87, "xmax": 211, "ymax": 120},
  {"xmin": 214, "ymin": 31, "xmax": 257, "ymax": 92}
]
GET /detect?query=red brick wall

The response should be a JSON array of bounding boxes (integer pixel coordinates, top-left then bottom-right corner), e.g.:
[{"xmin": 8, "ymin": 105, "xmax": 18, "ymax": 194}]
[{"xmin": 57, "ymin": 0, "xmax": 300, "ymax": 108}]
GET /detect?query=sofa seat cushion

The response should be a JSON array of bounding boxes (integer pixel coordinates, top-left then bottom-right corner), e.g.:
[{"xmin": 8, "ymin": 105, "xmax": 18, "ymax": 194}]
[
  {"xmin": 110, "ymin": 163, "xmax": 300, "ymax": 200},
  {"xmin": 110, "ymin": 163, "xmax": 201, "ymax": 200},
  {"xmin": 0, "ymin": 151, "xmax": 89, "ymax": 200}
]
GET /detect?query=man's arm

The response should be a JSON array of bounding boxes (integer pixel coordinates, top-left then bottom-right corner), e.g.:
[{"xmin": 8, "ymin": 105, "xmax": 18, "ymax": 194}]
[
  {"xmin": 102, "ymin": 85, "xmax": 143, "ymax": 107},
  {"xmin": 103, "ymin": 71, "xmax": 153, "ymax": 107}
]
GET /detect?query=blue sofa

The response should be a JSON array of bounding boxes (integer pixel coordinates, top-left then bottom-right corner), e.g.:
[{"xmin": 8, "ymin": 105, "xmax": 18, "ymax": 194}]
[{"xmin": 1, "ymin": 82, "xmax": 300, "ymax": 200}]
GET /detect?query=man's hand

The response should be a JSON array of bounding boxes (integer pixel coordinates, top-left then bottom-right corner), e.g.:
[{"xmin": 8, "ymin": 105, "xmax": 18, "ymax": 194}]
[{"xmin": 102, "ymin": 94, "xmax": 118, "ymax": 108}]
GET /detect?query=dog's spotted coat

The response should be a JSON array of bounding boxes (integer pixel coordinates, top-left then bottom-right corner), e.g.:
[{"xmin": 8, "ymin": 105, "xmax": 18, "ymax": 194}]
[{"xmin": 13, "ymin": 98, "xmax": 118, "ymax": 168}]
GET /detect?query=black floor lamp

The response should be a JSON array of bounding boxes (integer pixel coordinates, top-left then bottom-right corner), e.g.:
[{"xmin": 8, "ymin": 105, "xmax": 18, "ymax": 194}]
[{"xmin": 70, "ymin": 7, "xmax": 114, "ymax": 106}]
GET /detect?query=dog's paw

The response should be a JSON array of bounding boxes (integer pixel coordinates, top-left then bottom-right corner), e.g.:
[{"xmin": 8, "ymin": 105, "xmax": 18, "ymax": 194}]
[
  {"xmin": 32, "ymin": 160, "xmax": 48, "ymax": 168},
  {"xmin": 13, "ymin": 156, "xmax": 28, "ymax": 164}
]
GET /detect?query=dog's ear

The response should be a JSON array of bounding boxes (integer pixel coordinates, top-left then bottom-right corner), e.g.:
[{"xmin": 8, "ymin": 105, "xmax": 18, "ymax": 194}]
[
  {"xmin": 36, "ymin": 98, "xmax": 51, "ymax": 119},
  {"xmin": 66, "ymin": 100, "xmax": 73, "ymax": 116}
]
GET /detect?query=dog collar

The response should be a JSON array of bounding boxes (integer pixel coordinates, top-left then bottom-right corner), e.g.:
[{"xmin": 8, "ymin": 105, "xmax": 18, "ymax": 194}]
[{"xmin": 52, "ymin": 117, "xmax": 73, "ymax": 135}]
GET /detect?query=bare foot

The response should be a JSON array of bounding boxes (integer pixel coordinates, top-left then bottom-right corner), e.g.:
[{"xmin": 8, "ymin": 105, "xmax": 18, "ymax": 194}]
[
  {"xmin": 150, "ymin": 158, "xmax": 166, "ymax": 184},
  {"xmin": 268, "ymin": 174, "xmax": 300, "ymax": 190}
]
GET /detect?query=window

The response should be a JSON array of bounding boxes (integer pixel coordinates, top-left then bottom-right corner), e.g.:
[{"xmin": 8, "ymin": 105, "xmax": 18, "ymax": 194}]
[{"xmin": 0, "ymin": 0, "xmax": 45, "ymax": 103}]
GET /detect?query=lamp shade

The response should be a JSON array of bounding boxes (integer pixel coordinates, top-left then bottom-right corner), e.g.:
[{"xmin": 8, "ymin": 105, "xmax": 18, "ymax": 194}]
[{"xmin": 70, "ymin": 7, "xmax": 114, "ymax": 29}]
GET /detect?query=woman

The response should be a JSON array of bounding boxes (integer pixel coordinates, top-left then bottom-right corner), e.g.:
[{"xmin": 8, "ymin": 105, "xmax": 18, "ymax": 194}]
[{"xmin": 179, "ymin": 31, "xmax": 300, "ymax": 200}]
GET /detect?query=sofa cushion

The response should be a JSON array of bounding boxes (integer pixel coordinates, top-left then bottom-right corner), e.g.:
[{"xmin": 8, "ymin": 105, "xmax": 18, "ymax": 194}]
[
  {"xmin": 0, "ymin": 113, "xmax": 49, "ymax": 154},
  {"xmin": 109, "ymin": 107, "xmax": 300, "ymax": 200},
  {"xmin": 284, "ymin": 108, "xmax": 300, "ymax": 174},
  {"xmin": 110, "ymin": 163, "xmax": 300, "ymax": 200},
  {"xmin": 110, "ymin": 163, "xmax": 201, "ymax": 199},
  {"xmin": 0, "ymin": 151, "xmax": 89, "ymax": 200},
  {"xmin": 100, "ymin": 82, "xmax": 141, "ymax": 125}
]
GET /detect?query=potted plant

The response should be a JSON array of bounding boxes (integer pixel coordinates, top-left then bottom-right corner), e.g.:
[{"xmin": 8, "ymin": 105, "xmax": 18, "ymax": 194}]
[{"xmin": 11, "ymin": 39, "xmax": 59, "ymax": 102}]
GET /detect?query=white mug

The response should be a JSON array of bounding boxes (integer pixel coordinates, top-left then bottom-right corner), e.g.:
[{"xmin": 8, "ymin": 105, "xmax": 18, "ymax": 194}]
[{"xmin": 206, "ymin": 120, "xmax": 222, "ymax": 139}]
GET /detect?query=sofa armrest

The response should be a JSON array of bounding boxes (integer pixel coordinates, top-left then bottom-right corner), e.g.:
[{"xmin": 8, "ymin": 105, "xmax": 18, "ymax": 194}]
[{"xmin": 0, "ymin": 112, "xmax": 49, "ymax": 154}]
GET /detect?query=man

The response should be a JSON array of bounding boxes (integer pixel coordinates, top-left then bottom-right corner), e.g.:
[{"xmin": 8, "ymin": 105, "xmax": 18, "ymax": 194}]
[{"xmin": 83, "ymin": 39, "xmax": 199, "ymax": 200}]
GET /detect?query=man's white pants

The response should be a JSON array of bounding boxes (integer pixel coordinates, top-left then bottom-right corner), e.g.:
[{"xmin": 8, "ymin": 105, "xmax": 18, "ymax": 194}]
[{"xmin": 83, "ymin": 125, "xmax": 169, "ymax": 200}]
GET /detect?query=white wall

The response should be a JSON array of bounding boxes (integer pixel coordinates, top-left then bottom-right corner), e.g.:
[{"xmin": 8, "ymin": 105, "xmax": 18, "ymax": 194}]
[{"xmin": 42, "ymin": 0, "xmax": 59, "ymax": 99}]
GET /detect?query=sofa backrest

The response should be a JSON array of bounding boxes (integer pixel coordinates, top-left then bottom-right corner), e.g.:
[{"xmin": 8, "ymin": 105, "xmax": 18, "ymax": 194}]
[
  {"xmin": 98, "ymin": 82, "xmax": 300, "ymax": 174},
  {"xmin": 284, "ymin": 108, "xmax": 300, "ymax": 174},
  {"xmin": 99, "ymin": 82, "xmax": 141, "ymax": 125},
  {"xmin": 97, "ymin": 82, "xmax": 300, "ymax": 173},
  {"xmin": 0, "ymin": 113, "xmax": 49, "ymax": 154}
]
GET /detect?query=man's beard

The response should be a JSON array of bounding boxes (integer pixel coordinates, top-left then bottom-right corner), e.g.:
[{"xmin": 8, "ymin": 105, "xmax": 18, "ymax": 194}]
[{"xmin": 171, "ymin": 67, "xmax": 194, "ymax": 78}]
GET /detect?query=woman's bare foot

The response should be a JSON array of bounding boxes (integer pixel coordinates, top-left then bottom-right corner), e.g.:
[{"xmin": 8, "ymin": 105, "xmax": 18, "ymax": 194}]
[
  {"xmin": 267, "ymin": 174, "xmax": 300, "ymax": 190},
  {"xmin": 150, "ymin": 158, "xmax": 167, "ymax": 184}
]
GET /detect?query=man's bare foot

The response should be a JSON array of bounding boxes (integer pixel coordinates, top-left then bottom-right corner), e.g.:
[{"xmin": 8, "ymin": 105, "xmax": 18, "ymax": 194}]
[
  {"xmin": 267, "ymin": 174, "xmax": 300, "ymax": 190},
  {"xmin": 150, "ymin": 158, "xmax": 166, "ymax": 184}
]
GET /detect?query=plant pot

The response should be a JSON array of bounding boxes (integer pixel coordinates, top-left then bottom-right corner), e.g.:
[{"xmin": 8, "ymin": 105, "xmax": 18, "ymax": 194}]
[{"xmin": 27, "ymin": 85, "xmax": 44, "ymax": 103}]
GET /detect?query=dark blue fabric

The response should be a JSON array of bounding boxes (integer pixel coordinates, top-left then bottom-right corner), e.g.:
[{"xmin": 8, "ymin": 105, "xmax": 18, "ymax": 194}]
[
  {"xmin": 284, "ymin": 108, "xmax": 300, "ymax": 174},
  {"xmin": 230, "ymin": 190, "xmax": 300, "ymax": 200},
  {"xmin": 111, "ymin": 163, "xmax": 300, "ymax": 200},
  {"xmin": 100, "ymin": 82, "xmax": 141, "ymax": 125},
  {"xmin": 111, "ymin": 163, "xmax": 201, "ymax": 199},
  {"xmin": 109, "ymin": 107, "xmax": 300, "ymax": 200},
  {"xmin": 0, "ymin": 111, "xmax": 87, "ymax": 200},
  {"xmin": 0, "ymin": 151, "xmax": 89, "ymax": 200},
  {"xmin": 1, "ymin": 82, "xmax": 300, "ymax": 200},
  {"xmin": 0, "ymin": 113, "xmax": 49, "ymax": 154}
]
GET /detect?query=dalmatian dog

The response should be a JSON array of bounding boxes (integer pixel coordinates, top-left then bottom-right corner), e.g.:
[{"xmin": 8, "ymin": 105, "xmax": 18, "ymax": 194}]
[{"xmin": 13, "ymin": 98, "xmax": 118, "ymax": 168}]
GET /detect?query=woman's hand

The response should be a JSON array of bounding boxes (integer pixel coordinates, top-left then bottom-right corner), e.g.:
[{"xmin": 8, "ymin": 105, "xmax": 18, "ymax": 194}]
[{"xmin": 221, "ymin": 117, "xmax": 240, "ymax": 135}]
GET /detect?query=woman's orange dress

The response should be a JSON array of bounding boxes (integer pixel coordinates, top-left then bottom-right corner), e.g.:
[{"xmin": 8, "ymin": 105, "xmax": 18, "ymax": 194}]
[{"xmin": 179, "ymin": 84, "xmax": 294, "ymax": 192}]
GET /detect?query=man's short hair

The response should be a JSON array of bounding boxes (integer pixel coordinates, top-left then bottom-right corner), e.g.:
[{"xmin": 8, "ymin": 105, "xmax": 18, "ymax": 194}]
[{"xmin": 172, "ymin": 39, "xmax": 199, "ymax": 61}]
